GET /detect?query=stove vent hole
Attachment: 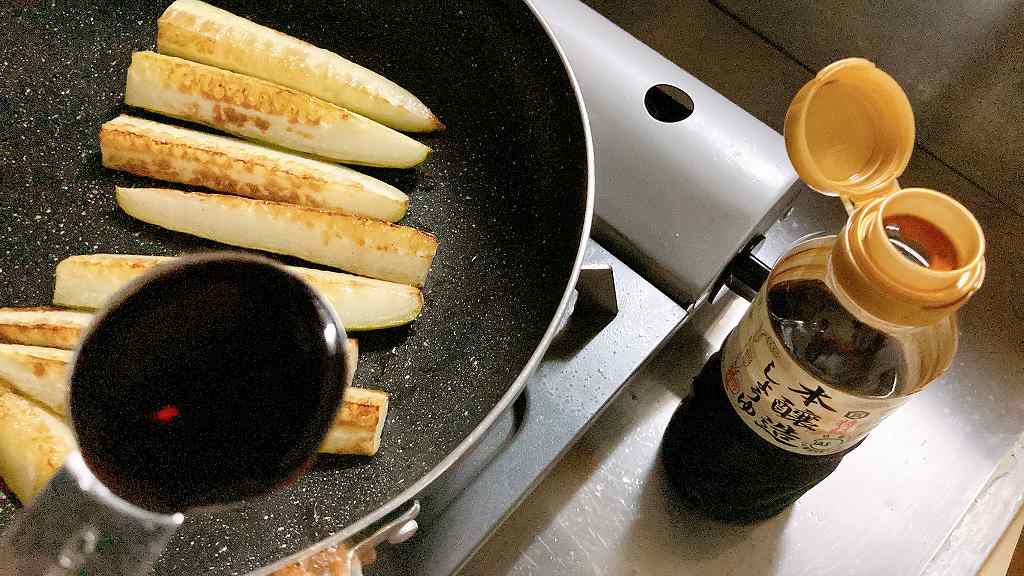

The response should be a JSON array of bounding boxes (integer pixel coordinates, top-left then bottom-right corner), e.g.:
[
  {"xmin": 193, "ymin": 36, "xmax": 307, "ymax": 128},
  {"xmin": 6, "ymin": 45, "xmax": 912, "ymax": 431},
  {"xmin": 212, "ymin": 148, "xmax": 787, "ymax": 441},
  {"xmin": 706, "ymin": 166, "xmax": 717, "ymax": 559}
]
[{"xmin": 645, "ymin": 84, "xmax": 694, "ymax": 123}]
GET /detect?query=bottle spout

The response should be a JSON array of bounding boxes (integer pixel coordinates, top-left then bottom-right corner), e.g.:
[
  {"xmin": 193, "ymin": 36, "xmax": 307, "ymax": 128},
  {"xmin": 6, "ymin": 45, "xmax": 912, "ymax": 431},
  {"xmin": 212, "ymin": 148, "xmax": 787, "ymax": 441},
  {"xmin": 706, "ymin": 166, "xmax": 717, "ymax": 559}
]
[{"xmin": 832, "ymin": 188, "xmax": 986, "ymax": 326}]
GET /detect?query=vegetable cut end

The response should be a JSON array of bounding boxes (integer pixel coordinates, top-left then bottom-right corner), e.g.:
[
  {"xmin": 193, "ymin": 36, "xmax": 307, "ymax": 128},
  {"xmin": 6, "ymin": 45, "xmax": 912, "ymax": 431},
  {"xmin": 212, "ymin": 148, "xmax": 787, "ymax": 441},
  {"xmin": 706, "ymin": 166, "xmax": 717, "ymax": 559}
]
[
  {"xmin": 0, "ymin": 345, "xmax": 73, "ymax": 415},
  {"xmin": 320, "ymin": 387, "xmax": 389, "ymax": 456},
  {"xmin": 0, "ymin": 389, "xmax": 76, "ymax": 504}
]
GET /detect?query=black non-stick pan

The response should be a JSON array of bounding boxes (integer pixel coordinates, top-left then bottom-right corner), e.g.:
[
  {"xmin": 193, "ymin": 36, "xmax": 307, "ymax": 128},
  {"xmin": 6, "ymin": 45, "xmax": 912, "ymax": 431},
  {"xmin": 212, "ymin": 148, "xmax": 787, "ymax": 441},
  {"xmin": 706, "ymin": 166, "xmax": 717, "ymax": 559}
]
[{"xmin": 0, "ymin": 0, "xmax": 591, "ymax": 573}]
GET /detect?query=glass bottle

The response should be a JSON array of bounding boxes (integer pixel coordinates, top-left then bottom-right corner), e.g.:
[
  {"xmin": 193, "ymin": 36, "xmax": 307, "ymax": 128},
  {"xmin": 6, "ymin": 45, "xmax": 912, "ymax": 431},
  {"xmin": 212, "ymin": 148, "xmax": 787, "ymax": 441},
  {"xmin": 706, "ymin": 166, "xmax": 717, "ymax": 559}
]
[{"xmin": 661, "ymin": 59, "xmax": 987, "ymax": 522}]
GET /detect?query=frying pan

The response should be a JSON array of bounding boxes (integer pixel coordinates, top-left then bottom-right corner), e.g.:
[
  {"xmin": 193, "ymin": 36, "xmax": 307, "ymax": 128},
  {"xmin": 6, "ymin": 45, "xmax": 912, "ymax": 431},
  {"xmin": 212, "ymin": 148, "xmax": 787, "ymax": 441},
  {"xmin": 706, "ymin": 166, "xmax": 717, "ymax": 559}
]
[{"xmin": 0, "ymin": 0, "xmax": 592, "ymax": 573}]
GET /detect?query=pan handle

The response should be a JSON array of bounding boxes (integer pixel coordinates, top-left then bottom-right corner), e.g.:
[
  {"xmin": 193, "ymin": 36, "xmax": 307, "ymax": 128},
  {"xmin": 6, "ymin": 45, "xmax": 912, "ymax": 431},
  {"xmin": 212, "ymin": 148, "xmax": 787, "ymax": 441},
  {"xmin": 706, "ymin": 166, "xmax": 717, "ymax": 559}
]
[
  {"xmin": 270, "ymin": 501, "xmax": 420, "ymax": 576},
  {"xmin": 0, "ymin": 452, "xmax": 182, "ymax": 576}
]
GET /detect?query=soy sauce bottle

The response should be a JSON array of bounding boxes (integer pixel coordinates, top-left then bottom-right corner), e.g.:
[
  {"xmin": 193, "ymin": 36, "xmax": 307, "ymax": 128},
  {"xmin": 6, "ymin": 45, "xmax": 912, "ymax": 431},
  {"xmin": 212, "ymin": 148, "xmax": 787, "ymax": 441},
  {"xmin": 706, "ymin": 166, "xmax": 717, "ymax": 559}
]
[{"xmin": 662, "ymin": 59, "xmax": 987, "ymax": 523}]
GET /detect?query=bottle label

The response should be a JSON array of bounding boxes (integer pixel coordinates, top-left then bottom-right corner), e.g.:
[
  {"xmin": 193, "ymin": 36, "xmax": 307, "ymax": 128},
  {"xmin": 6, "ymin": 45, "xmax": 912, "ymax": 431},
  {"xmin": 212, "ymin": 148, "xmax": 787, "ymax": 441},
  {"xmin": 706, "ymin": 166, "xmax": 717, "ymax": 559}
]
[{"xmin": 721, "ymin": 291, "xmax": 910, "ymax": 456}]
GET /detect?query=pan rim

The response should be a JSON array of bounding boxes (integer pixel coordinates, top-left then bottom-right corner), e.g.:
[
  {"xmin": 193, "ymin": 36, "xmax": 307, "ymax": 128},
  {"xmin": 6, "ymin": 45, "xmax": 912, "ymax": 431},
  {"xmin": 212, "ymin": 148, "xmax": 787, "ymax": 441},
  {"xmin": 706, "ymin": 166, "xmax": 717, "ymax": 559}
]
[{"xmin": 252, "ymin": 0, "xmax": 596, "ymax": 571}]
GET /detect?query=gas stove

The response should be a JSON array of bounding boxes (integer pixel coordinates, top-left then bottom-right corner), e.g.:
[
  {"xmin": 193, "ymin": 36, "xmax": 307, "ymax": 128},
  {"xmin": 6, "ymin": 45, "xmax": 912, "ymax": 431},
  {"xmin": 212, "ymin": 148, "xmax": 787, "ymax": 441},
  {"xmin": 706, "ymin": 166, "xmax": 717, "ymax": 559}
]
[
  {"xmin": 275, "ymin": 2, "xmax": 1024, "ymax": 574},
  {"xmin": 366, "ymin": 0, "xmax": 798, "ymax": 573}
]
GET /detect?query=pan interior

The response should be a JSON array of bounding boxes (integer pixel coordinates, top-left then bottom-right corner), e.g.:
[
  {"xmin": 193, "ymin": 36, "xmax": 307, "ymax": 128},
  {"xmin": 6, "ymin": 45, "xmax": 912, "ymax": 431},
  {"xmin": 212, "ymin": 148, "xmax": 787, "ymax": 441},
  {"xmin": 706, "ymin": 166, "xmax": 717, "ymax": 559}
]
[{"xmin": 0, "ymin": 0, "xmax": 587, "ymax": 573}]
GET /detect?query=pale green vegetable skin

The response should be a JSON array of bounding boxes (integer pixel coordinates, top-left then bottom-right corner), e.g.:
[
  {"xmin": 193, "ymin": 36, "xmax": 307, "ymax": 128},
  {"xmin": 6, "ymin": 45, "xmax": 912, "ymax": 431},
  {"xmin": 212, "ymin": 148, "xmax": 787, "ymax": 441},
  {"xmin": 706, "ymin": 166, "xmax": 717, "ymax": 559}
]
[
  {"xmin": 156, "ymin": 0, "xmax": 444, "ymax": 133},
  {"xmin": 53, "ymin": 254, "xmax": 424, "ymax": 331},
  {"xmin": 124, "ymin": 51, "xmax": 431, "ymax": 168}
]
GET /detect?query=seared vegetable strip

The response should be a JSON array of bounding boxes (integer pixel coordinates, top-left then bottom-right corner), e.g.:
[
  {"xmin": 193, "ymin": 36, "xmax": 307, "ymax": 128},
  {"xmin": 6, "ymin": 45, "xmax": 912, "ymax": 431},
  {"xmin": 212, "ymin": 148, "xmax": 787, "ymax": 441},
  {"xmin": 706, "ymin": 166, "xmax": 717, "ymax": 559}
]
[
  {"xmin": 0, "ymin": 307, "xmax": 361, "ymax": 357},
  {"xmin": 53, "ymin": 254, "xmax": 424, "ymax": 330},
  {"xmin": 0, "ymin": 343, "xmax": 386, "ymax": 457},
  {"xmin": 116, "ymin": 187, "xmax": 437, "ymax": 286},
  {"xmin": 0, "ymin": 345, "xmax": 72, "ymax": 415},
  {"xmin": 320, "ymin": 386, "xmax": 389, "ymax": 457},
  {"xmin": 157, "ymin": 0, "xmax": 443, "ymax": 132},
  {"xmin": 0, "ymin": 308, "xmax": 91, "ymax": 349},
  {"xmin": 100, "ymin": 115, "xmax": 408, "ymax": 221},
  {"xmin": 124, "ymin": 51, "xmax": 430, "ymax": 168},
  {"xmin": 322, "ymin": 339, "xmax": 390, "ymax": 456},
  {"xmin": 0, "ymin": 387, "xmax": 76, "ymax": 504}
]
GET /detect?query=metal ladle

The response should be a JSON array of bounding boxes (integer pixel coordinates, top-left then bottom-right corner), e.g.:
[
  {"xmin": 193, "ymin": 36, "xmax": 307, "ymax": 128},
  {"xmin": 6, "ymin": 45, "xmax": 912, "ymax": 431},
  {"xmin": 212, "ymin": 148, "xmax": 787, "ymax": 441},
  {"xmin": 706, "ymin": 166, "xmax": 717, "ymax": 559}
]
[{"xmin": 0, "ymin": 254, "xmax": 349, "ymax": 575}]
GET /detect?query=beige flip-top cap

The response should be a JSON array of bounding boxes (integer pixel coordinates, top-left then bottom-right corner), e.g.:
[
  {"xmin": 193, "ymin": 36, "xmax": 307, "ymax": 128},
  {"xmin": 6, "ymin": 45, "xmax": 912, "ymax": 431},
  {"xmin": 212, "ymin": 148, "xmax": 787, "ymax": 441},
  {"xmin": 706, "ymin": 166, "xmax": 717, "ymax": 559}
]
[
  {"xmin": 785, "ymin": 58, "xmax": 915, "ymax": 206},
  {"xmin": 786, "ymin": 58, "xmax": 985, "ymax": 326}
]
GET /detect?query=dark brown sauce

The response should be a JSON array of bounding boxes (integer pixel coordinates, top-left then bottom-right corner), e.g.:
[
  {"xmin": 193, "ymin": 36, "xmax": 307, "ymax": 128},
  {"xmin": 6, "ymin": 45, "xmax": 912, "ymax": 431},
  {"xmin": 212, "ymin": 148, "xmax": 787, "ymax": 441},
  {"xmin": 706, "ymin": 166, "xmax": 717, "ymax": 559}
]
[
  {"xmin": 884, "ymin": 214, "xmax": 958, "ymax": 271},
  {"xmin": 767, "ymin": 279, "xmax": 906, "ymax": 397},
  {"xmin": 70, "ymin": 257, "xmax": 347, "ymax": 513},
  {"xmin": 662, "ymin": 351, "xmax": 848, "ymax": 523}
]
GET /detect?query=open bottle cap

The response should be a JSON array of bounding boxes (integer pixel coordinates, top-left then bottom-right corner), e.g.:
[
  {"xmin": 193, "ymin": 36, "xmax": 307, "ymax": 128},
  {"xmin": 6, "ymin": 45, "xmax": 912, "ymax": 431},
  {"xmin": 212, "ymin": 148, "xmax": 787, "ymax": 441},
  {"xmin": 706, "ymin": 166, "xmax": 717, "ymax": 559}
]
[
  {"xmin": 784, "ymin": 58, "xmax": 915, "ymax": 206},
  {"xmin": 786, "ymin": 58, "xmax": 985, "ymax": 326}
]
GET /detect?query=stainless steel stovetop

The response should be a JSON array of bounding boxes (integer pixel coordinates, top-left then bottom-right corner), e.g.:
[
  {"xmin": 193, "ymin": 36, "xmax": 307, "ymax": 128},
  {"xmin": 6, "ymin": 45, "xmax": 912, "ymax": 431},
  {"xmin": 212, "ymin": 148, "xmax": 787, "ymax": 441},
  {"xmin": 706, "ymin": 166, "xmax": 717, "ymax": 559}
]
[
  {"xmin": 348, "ymin": 2, "xmax": 1024, "ymax": 574},
  {"xmin": 366, "ymin": 0, "xmax": 797, "ymax": 573}
]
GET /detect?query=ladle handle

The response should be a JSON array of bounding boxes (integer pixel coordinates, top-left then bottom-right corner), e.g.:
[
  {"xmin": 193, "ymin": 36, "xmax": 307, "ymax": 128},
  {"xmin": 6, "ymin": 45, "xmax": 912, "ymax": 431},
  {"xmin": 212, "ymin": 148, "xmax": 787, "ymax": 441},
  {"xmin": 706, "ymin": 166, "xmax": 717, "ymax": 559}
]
[{"xmin": 0, "ymin": 451, "xmax": 182, "ymax": 576}]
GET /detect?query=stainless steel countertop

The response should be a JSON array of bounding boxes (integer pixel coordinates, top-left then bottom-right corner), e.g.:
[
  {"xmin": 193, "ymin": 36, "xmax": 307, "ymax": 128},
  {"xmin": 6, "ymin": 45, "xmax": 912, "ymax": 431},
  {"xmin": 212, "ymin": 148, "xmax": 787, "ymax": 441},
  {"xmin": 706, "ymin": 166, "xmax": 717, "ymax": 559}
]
[
  {"xmin": 463, "ymin": 284, "xmax": 1024, "ymax": 575},
  {"xmin": 372, "ymin": 240, "xmax": 686, "ymax": 576}
]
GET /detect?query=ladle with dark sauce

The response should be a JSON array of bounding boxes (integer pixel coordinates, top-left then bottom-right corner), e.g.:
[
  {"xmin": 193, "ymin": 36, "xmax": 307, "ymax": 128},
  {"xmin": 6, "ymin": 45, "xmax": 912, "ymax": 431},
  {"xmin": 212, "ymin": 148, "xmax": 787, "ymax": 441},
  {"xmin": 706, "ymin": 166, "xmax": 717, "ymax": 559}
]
[{"xmin": 0, "ymin": 254, "xmax": 348, "ymax": 575}]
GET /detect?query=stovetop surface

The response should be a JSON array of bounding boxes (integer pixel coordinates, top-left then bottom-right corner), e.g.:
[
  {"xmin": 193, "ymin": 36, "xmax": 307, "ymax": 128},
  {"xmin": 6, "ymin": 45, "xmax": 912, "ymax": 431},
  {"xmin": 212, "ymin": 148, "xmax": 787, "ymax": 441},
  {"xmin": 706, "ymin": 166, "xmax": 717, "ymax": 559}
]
[
  {"xmin": 372, "ymin": 240, "xmax": 686, "ymax": 576},
  {"xmin": 422, "ymin": 0, "xmax": 1024, "ymax": 573}
]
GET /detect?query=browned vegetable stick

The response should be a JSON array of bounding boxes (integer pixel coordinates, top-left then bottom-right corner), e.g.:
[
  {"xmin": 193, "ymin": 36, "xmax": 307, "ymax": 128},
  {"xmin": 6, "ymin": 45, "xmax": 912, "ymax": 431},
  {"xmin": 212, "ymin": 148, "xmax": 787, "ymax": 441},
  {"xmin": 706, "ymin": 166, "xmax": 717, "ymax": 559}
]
[
  {"xmin": 116, "ymin": 187, "xmax": 437, "ymax": 286},
  {"xmin": 0, "ymin": 307, "xmax": 91, "ymax": 349},
  {"xmin": 0, "ymin": 307, "xmax": 360, "ymax": 354},
  {"xmin": 123, "ymin": 51, "xmax": 430, "ymax": 168},
  {"xmin": 157, "ymin": 0, "xmax": 443, "ymax": 133},
  {"xmin": 99, "ymin": 115, "xmax": 409, "ymax": 221},
  {"xmin": 0, "ymin": 385, "xmax": 76, "ymax": 504},
  {"xmin": 0, "ymin": 345, "xmax": 71, "ymax": 415},
  {"xmin": 0, "ymin": 342, "xmax": 385, "ymax": 456},
  {"xmin": 320, "ymin": 386, "xmax": 389, "ymax": 457},
  {"xmin": 53, "ymin": 254, "xmax": 424, "ymax": 330}
]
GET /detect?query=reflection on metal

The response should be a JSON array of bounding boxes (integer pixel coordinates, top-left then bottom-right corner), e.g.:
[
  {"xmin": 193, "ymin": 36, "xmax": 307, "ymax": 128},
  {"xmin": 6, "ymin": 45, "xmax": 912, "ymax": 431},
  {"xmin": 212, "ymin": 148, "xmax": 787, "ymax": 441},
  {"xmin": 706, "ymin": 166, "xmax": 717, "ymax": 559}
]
[
  {"xmin": 0, "ymin": 452, "xmax": 183, "ymax": 576},
  {"xmin": 350, "ymin": 501, "xmax": 421, "ymax": 573},
  {"xmin": 268, "ymin": 501, "xmax": 421, "ymax": 576},
  {"xmin": 922, "ymin": 437, "xmax": 1024, "ymax": 576}
]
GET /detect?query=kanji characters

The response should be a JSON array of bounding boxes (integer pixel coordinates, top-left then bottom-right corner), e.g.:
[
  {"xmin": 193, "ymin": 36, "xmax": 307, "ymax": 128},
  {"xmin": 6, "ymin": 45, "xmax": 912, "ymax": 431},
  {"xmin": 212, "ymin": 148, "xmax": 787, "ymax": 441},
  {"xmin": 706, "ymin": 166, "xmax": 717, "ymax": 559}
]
[
  {"xmin": 736, "ymin": 393, "xmax": 756, "ymax": 416},
  {"xmin": 770, "ymin": 397, "xmax": 821, "ymax": 431},
  {"xmin": 787, "ymin": 382, "xmax": 836, "ymax": 412},
  {"xmin": 754, "ymin": 415, "xmax": 800, "ymax": 448}
]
